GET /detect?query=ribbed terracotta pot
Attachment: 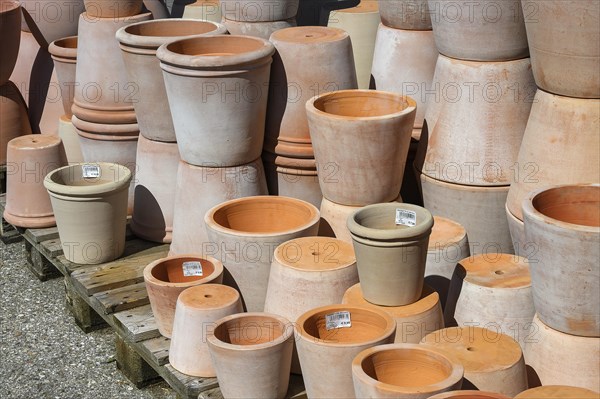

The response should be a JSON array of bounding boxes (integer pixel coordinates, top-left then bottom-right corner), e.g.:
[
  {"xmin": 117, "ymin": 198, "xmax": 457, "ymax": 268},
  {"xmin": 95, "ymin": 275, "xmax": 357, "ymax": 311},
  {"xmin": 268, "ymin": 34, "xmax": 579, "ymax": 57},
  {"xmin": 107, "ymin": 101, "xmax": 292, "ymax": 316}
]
[
  {"xmin": 207, "ymin": 312, "xmax": 294, "ymax": 399},
  {"xmin": 427, "ymin": 0, "xmax": 528, "ymax": 61},
  {"xmin": 0, "ymin": 82, "xmax": 32, "ymax": 166},
  {"xmin": 429, "ymin": 391, "xmax": 510, "ymax": 399},
  {"xmin": 220, "ymin": 0, "xmax": 299, "ymax": 21},
  {"xmin": 48, "ymin": 36, "xmax": 77, "ymax": 118},
  {"xmin": 275, "ymin": 155, "xmax": 322, "ymax": 209},
  {"xmin": 44, "ymin": 162, "xmax": 131, "ymax": 264},
  {"xmin": 222, "ymin": 18, "xmax": 296, "ymax": 39},
  {"xmin": 347, "ymin": 203, "xmax": 434, "ymax": 306},
  {"xmin": 20, "ymin": 0, "xmax": 84, "ymax": 47},
  {"xmin": 83, "ymin": 0, "xmax": 142, "ymax": 18},
  {"xmin": 57, "ymin": 115, "xmax": 83, "ymax": 164},
  {"xmin": 378, "ymin": 0, "xmax": 431, "ymax": 30},
  {"xmin": 204, "ymin": 196, "xmax": 320, "ymax": 312},
  {"xmin": 116, "ymin": 19, "xmax": 227, "ymax": 143},
  {"xmin": 352, "ymin": 343, "xmax": 464, "ymax": 398},
  {"xmin": 144, "ymin": 254, "xmax": 224, "ymax": 338},
  {"xmin": 183, "ymin": 0, "xmax": 222, "ymax": 22},
  {"xmin": 0, "ymin": 1, "xmax": 21, "ymax": 86},
  {"xmin": 295, "ymin": 304, "xmax": 396, "ymax": 399},
  {"xmin": 169, "ymin": 284, "xmax": 242, "ymax": 377},
  {"xmin": 522, "ymin": 184, "xmax": 599, "ymax": 337},
  {"xmin": 515, "ymin": 386, "xmax": 600, "ymax": 399},
  {"xmin": 521, "ymin": 0, "xmax": 600, "ymax": 98},
  {"xmin": 307, "ymin": 90, "xmax": 416, "ymax": 206}
]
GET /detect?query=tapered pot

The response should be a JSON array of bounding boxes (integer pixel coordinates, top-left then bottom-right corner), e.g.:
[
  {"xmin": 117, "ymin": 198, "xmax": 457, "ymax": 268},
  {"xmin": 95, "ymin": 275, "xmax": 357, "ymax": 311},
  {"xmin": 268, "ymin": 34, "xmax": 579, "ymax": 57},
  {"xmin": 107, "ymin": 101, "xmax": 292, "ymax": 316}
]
[
  {"xmin": 275, "ymin": 155, "xmax": 322, "ymax": 209},
  {"xmin": 144, "ymin": 255, "xmax": 224, "ymax": 338},
  {"xmin": 378, "ymin": 0, "xmax": 431, "ymax": 30},
  {"xmin": 83, "ymin": 0, "xmax": 142, "ymax": 17},
  {"xmin": 220, "ymin": 0, "xmax": 299, "ymax": 21},
  {"xmin": 222, "ymin": 18, "xmax": 296, "ymax": 39},
  {"xmin": 19, "ymin": 0, "xmax": 84, "ymax": 47},
  {"xmin": 430, "ymin": 391, "xmax": 510, "ymax": 399},
  {"xmin": 48, "ymin": 36, "xmax": 77, "ymax": 118},
  {"xmin": 57, "ymin": 115, "xmax": 83, "ymax": 163},
  {"xmin": 0, "ymin": 82, "xmax": 32, "ymax": 165},
  {"xmin": 183, "ymin": 0, "xmax": 222, "ymax": 22},
  {"xmin": 515, "ymin": 386, "xmax": 600, "ymax": 399},
  {"xmin": 0, "ymin": 1, "xmax": 21, "ymax": 86}
]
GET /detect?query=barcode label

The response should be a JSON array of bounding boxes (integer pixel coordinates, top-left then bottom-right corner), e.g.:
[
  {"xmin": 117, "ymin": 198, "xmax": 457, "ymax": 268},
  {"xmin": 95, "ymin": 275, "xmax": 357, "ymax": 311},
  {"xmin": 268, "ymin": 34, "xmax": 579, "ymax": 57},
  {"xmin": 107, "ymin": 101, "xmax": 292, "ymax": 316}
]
[
  {"xmin": 325, "ymin": 311, "xmax": 351, "ymax": 330},
  {"xmin": 82, "ymin": 164, "xmax": 101, "ymax": 178},
  {"xmin": 395, "ymin": 209, "xmax": 416, "ymax": 227},
  {"xmin": 182, "ymin": 261, "xmax": 203, "ymax": 277}
]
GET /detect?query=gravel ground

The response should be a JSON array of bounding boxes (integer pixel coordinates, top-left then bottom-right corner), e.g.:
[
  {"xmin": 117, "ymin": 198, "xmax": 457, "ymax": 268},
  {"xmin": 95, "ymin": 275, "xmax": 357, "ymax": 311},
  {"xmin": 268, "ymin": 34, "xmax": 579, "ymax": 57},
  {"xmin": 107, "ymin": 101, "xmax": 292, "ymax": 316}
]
[{"xmin": 0, "ymin": 239, "xmax": 177, "ymax": 399}]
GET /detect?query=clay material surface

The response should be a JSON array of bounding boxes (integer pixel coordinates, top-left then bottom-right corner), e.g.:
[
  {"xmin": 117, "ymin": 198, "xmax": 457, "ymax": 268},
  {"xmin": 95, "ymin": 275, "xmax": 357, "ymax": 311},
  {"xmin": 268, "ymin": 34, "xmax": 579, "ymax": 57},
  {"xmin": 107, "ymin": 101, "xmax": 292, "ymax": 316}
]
[
  {"xmin": 1, "ymin": 81, "xmax": 32, "ymax": 165},
  {"xmin": 0, "ymin": 1, "xmax": 21, "ymax": 85},
  {"xmin": 220, "ymin": 0, "xmax": 299, "ymax": 22},
  {"xmin": 275, "ymin": 155, "xmax": 322, "ymax": 208},
  {"xmin": 20, "ymin": 0, "xmax": 84, "ymax": 47},
  {"xmin": 49, "ymin": 36, "xmax": 77, "ymax": 118},
  {"xmin": 429, "ymin": 391, "xmax": 511, "ymax": 399},
  {"xmin": 515, "ymin": 385, "xmax": 600, "ymax": 399},
  {"xmin": 183, "ymin": 0, "xmax": 222, "ymax": 22},
  {"xmin": 222, "ymin": 17, "xmax": 296, "ymax": 39},
  {"xmin": 379, "ymin": 0, "xmax": 431, "ymax": 30},
  {"xmin": 83, "ymin": 0, "xmax": 142, "ymax": 18},
  {"xmin": 57, "ymin": 115, "xmax": 83, "ymax": 163}
]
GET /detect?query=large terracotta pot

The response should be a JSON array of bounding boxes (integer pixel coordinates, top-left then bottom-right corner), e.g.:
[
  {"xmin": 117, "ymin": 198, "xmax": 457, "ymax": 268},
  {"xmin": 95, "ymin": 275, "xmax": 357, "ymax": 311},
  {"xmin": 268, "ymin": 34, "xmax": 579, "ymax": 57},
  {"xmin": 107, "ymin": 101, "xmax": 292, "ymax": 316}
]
[
  {"xmin": 83, "ymin": 0, "xmax": 142, "ymax": 18},
  {"xmin": 430, "ymin": 392, "xmax": 510, "ymax": 399},
  {"xmin": 48, "ymin": 36, "xmax": 77, "ymax": 118},
  {"xmin": 20, "ymin": 0, "xmax": 84, "ymax": 47},
  {"xmin": 0, "ymin": 81, "xmax": 32, "ymax": 166},
  {"xmin": 515, "ymin": 386, "xmax": 600, "ymax": 399},
  {"xmin": 0, "ymin": 1, "xmax": 21, "ymax": 86},
  {"xmin": 183, "ymin": 0, "xmax": 222, "ymax": 22},
  {"xmin": 57, "ymin": 115, "xmax": 83, "ymax": 163},
  {"xmin": 275, "ymin": 155, "xmax": 322, "ymax": 208},
  {"xmin": 220, "ymin": 0, "xmax": 299, "ymax": 21},
  {"xmin": 378, "ymin": 0, "xmax": 431, "ymax": 30},
  {"xmin": 221, "ymin": 17, "xmax": 296, "ymax": 39},
  {"xmin": 307, "ymin": 90, "xmax": 416, "ymax": 206},
  {"xmin": 522, "ymin": 184, "xmax": 599, "ymax": 337}
]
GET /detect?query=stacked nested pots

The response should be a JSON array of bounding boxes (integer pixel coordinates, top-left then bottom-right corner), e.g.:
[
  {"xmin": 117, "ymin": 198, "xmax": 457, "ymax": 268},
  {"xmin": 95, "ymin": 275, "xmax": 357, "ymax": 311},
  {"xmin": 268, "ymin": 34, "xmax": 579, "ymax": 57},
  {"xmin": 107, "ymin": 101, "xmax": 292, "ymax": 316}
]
[{"xmin": 220, "ymin": 0, "xmax": 299, "ymax": 39}]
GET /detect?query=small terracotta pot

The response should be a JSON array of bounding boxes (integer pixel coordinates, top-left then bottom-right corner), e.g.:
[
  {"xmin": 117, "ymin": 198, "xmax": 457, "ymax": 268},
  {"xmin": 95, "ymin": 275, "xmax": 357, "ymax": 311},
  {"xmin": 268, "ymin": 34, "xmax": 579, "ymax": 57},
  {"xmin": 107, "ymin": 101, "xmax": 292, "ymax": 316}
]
[
  {"xmin": 522, "ymin": 184, "xmax": 600, "ymax": 337},
  {"xmin": 19, "ymin": 0, "xmax": 84, "ymax": 48},
  {"xmin": 48, "ymin": 36, "xmax": 77, "ymax": 118},
  {"xmin": 307, "ymin": 90, "xmax": 416, "ymax": 206},
  {"xmin": 275, "ymin": 155, "xmax": 322, "ymax": 209},
  {"xmin": 83, "ymin": 0, "xmax": 143, "ymax": 18},
  {"xmin": 57, "ymin": 115, "xmax": 83, "ymax": 164},
  {"xmin": 515, "ymin": 386, "xmax": 600, "ymax": 399},
  {"xmin": 0, "ymin": 1, "xmax": 21, "ymax": 86},
  {"xmin": 220, "ymin": 0, "xmax": 299, "ymax": 21},
  {"xmin": 429, "ymin": 391, "xmax": 510, "ymax": 399},
  {"xmin": 44, "ymin": 162, "xmax": 132, "ymax": 264},
  {"xmin": 183, "ymin": 0, "xmax": 222, "ymax": 22},
  {"xmin": 222, "ymin": 17, "xmax": 296, "ymax": 39},
  {"xmin": 204, "ymin": 196, "xmax": 320, "ymax": 312},
  {"xmin": 0, "ymin": 82, "xmax": 32, "ymax": 166},
  {"xmin": 352, "ymin": 343, "xmax": 464, "ymax": 398},
  {"xmin": 144, "ymin": 254, "xmax": 224, "ymax": 338},
  {"xmin": 207, "ymin": 312, "xmax": 294, "ymax": 399},
  {"xmin": 169, "ymin": 284, "xmax": 243, "ymax": 377},
  {"xmin": 347, "ymin": 203, "xmax": 434, "ymax": 306},
  {"xmin": 378, "ymin": 0, "xmax": 431, "ymax": 30}
]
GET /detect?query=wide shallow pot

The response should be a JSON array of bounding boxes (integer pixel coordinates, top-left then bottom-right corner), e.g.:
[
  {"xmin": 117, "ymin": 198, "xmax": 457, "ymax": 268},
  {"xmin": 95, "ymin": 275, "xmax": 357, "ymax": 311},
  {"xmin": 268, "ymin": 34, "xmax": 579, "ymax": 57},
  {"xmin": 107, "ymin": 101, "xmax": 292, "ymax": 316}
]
[
  {"xmin": 275, "ymin": 155, "xmax": 322, "ymax": 208},
  {"xmin": 83, "ymin": 0, "xmax": 142, "ymax": 18},
  {"xmin": 169, "ymin": 284, "xmax": 243, "ymax": 377},
  {"xmin": 207, "ymin": 312, "xmax": 294, "ymax": 399},
  {"xmin": 20, "ymin": 0, "xmax": 84, "ymax": 47},
  {"xmin": 48, "ymin": 36, "xmax": 77, "ymax": 118},
  {"xmin": 183, "ymin": 0, "xmax": 222, "ymax": 22},
  {"xmin": 44, "ymin": 162, "xmax": 131, "ymax": 264},
  {"xmin": 352, "ymin": 343, "xmax": 464, "ymax": 398},
  {"xmin": 429, "ymin": 391, "xmax": 510, "ymax": 399},
  {"xmin": 522, "ymin": 184, "xmax": 600, "ymax": 337},
  {"xmin": 144, "ymin": 254, "xmax": 224, "ymax": 338},
  {"xmin": 379, "ymin": 0, "xmax": 431, "ymax": 30},
  {"xmin": 57, "ymin": 115, "xmax": 83, "ymax": 163},
  {"xmin": 204, "ymin": 196, "xmax": 320, "ymax": 312},
  {"xmin": 347, "ymin": 203, "xmax": 434, "ymax": 306},
  {"xmin": 295, "ymin": 304, "xmax": 396, "ymax": 399},
  {"xmin": 0, "ymin": 1, "xmax": 21, "ymax": 86},
  {"xmin": 307, "ymin": 90, "xmax": 416, "ymax": 205},
  {"xmin": 0, "ymin": 82, "xmax": 32, "ymax": 165},
  {"xmin": 116, "ymin": 19, "xmax": 227, "ymax": 143},
  {"xmin": 220, "ymin": 0, "xmax": 298, "ymax": 21},
  {"xmin": 515, "ymin": 386, "xmax": 600, "ymax": 399},
  {"xmin": 222, "ymin": 18, "xmax": 296, "ymax": 39}
]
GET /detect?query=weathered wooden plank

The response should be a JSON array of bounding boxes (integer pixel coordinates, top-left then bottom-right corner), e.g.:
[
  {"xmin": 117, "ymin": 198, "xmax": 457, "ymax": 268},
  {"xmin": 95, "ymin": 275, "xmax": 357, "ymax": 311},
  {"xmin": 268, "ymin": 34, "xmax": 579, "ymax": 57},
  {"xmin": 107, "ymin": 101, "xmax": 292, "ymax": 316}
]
[
  {"xmin": 162, "ymin": 364, "xmax": 219, "ymax": 399},
  {"xmin": 64, "ymin": 277, "xmax": 107, "ymax": 333},
  {"xmin": 91, "ymin": 282, "xmax": 149, "ymax": 315},
  {"xmin": 113, "ymin": 305, "xmax": 161, "ymax": 343},
  {"xmin": 39, "ymin": 238, "xmax": 63, "ymax": 258},
  {"xmin": 115, "ymin": 335, "xmax": 162, "ymax": 388},
  {"xmin": 24, "ymin": 226, "xmax": 59, "ymax": 244},
  {"xmin": 139, "ymin": 335, "xmax": 171, "ymax": 366}
]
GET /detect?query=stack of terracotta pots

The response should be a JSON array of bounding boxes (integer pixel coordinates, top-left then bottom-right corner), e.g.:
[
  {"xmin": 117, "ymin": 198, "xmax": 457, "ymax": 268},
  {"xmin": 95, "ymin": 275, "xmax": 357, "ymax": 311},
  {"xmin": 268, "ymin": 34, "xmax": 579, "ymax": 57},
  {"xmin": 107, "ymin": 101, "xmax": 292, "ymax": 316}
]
[
  {"xmin": 220, "ymin": 0, "xmax": 299, "ymax": 39},
  {"xmin": 418, "ymin": 0, "xmax": 535, "ymax": 255}
]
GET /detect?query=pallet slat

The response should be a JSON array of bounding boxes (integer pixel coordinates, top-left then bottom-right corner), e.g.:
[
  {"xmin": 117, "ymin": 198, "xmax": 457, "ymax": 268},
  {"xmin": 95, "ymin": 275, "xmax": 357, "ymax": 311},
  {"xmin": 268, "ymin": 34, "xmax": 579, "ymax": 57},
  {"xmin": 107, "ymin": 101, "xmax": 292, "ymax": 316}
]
[
  {"xmin": 92, "ymin": 282, "xmax": 150, "ymax": 315},
  {"xmin": 113, "ymin": 305, "xmax": 161, "ymax": 343}
]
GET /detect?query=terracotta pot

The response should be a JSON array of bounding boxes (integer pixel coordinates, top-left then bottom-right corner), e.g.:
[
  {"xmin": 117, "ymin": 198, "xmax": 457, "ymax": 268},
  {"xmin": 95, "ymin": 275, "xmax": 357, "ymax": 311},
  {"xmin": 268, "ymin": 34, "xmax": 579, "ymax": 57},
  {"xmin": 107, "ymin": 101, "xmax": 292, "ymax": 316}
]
[
  {"xmin": 116, "ymin": 19, "xmax": 227, "ymax": 143},
  {"xmin": 4, "ymin": 135, "xmax": 66, "ymax": 228},
  {"xmin": 522, "ymin": 0, "xmax": 600, "ymax": 98},
  {"xmin": 275, "ymin": 155, "xmax": 322, "ymax": 209},
  {"xmin": 207, "ymin": 312, "xmax": 294, "ymax": 399},
  {"xmin": 307, "ymin": 90, "xmax": 416, "ymax": 205},
  {"xmin": 379, "ymin": 0, "xmax": 431, "ymax": 30},
  {"xmin": 204, "ymin": 196, "xmax": 320, "ymax": 312},
  {"xmin": 422, "ymin": 55, "xmax": 535, "ymax": 186},
  {"xmin": 352, "ymin": 343, "xmax": 464, "ymax": 398},
  {"xmin": 522, "ymin": 184, "xmax": 600, "ymax": 337},
  {"xmin": 347, "ymin": 203, "xmax": 434, "ymax": 306},
  {"xmin": 83, "ymin": 0, "xmax": 142, "ymax": 18},
  {"xmin": 43, "ymin": 162, "xmax": 131, "ymax": 264},
  {"xmin": 169, "ymin": 158, "xmax": 269, "ymax": 255},
  {"xmin": 429, "ymin": 391, "xmax": 510, "ymax": 399},
  {"xmin": 222, "ymin": 17, "xmax": 296, "ymax": 39},
  {"xmin": 183, "ymin": 0, "xmax": 222, "ymax": 22},
  {"xmin": 422, "ymin": 326, "xmax": 528, "ymax": 396},
  {"xmin": 157, "ymin": 35, "xmax": 274, "ymax": 166},
  {"xmin": 328, "ymin": 1, "xmax": 380, "ymax": 89},
  {"xmin": 515, "ymin": 386, "xmax": 600, "ymax": 399},
  {"xmin": 131, "ymin": 135, "xmax": 179, "ymax": 244},
  {"xmin": 371, "ymin": 24, "xmax": 437, "ymax": 137},
  {"xmin": 524, "ymin": 314, "xmax": 600, "ymax": 391},
  {"xmin": 220, "ymin": 0, "xmax": 299, "ymax": 21},
  {"xmin": 19, "ymin": 0, "xmax": 84, "ymax": 47},
  {"xmin": 48, "ymin": 36, "xmax": 77, "ymax": 118},
  {"xmin": 343, "ymin": 283, "xmax": 444, "ymax": 344},
  {"xmin": 428, "ymin": 0, "xmax": 528, "ymax": 61},
  {"xmin": 295, "ymin": 304, "xmax": 396, "ymax": 398},
  {"xmin": 0, "ymin": 1, "xmax": 21, "ymax": 86},
  {"xmin": 1, "ymin": 81, "xmax": 32, "ymax": 166},
  {"xmin": 57, "ymin": 115, "xmax": 83, "ymax": 163},
  {"xmin": 144, "ymin": 254, "xmax": 224, "ymax": 338}
]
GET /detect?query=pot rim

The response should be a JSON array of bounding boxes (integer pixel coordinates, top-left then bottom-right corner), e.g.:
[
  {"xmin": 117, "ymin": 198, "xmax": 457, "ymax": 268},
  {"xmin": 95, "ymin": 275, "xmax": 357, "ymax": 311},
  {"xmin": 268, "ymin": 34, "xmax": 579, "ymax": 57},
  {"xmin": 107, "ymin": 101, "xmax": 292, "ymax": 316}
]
[
  {"xmin": 48, "ymin": 35, "xmax": 77, "ymax": 59},
  {"xmin": 44, "ymin": 162, "xmax": 132, "ymax": 196},
  {"xmin": 429, "ymin": 390, "xmax": 511, "ymax": 399},
  {"xmin": 143, "ymin": 254, "xmax": 224, "ymax": 287},
  {"xmin": 273, "ymin": 236, "xmax": 355, "ymax": 272},
  {"xmin": 0, "ymin": 1, "xmax": 20, "ymax": 14},
  {"xmin": 270, "ymin": 26, "xmax": 349, "ymax": 45}
]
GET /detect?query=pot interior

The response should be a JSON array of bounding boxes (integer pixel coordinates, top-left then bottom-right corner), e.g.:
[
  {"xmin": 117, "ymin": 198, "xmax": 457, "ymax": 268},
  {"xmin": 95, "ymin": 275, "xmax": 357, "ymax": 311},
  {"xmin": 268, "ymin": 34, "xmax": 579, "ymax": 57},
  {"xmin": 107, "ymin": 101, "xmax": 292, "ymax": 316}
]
[
  {"xmin": 532, "ymin": 185, "xmax": 600, "ymax": 227},
  {"xmin": 48, "ymin": 164, "xmax": 127, "ymax": 187},
  {"xmin": 313, "ymin": 91, "xmax": 410, "ymax": 118},
  {"xmin": 165, "ymin": 35, "xmax": 265, "ymax": 57},
  {"xmin": 302, "ymin": 308, "xmax": 390, "ymax": 344},
  {"xmin": 213, "ymin": 315, "xmax": 286, "ymax": 346},
  {"xmin": 353, "ymin": 206, "xmax": 423, "ymax": 231},
  {"xmin": 151, "ymin": 257, "xmax": 215, "ymax": 283},
  {"xmin": 124, "ymin": 20, "xmax": 218, "ymax": 37},
  {"xmin": 53, "ymin": 36, "xmax": 77, "ymax": 49}
]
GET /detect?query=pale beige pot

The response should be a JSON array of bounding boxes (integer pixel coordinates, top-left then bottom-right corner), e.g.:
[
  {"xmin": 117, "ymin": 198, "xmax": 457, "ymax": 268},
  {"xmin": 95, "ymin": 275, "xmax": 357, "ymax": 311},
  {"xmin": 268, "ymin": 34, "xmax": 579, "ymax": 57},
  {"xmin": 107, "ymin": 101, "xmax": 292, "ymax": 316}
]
[
  {"xmin": 207, "ymin": 312, "xmax": 294, "ymax": 399},
  {"xmin": 522, "ymin": 184, "xmax": 600, "ymax": 337},
  {"xmin": 144, "ymin": 255, "xmax": 224, "ymax": 338},
  {"xmin": 169, "ymin": 284, "xmax": 242, "ymax": 377},
  {"xmin": 347, "ymin": 203, "xmax": 434, "ymax": 306},
  {"xmin": 48, "ymin": 36, "xmax": 77, "ymax": 118},
  {"xmin": 0, "ymin": 82, "xmax": 32, "ymax": 166},
  {"xmin": 222, "ymin": 18, "xmax": 296, "ymax": 39},
  {"xmin": 307, "ymin": 90, "xmax": 416, "ymax": 206},
  {"xmin": 427, "ymin": 0, "xmax": 528, "ymax": 61},
  {"xmin": 204, "ymin": 196, "xmax": 320, "ymax": 312},
  {"xmin": 57, "ymin": 115, "xmax": 83, "ymax": 163},
  {"xmin": 352, "ymin": 343, "xmax": 464, "ymax": 398},
  {"xmin": 525, "ymin": 314, "xmax": 600, "ymax": 392},
  {"xmin": 169, "ymin": 158, "xmax": 269, "ymax": 256},
  {"xmin": 116, "ymin": 19, "xmax": 227, "ymax": 143},
  {"xmin": 183, "ymin": 0, "xmax": 222, "ymax": 22},
  {"xmin": 429, "ymin": 391, "xmax": 510, "ymax": 399},
  {"xmin": 0, "ymin": 1, "xmax": 21, "ymax": 86},
  {"xmin": 220, "ymin": 0, "xmax": 299, "ymax": 21},
  {"xmin": 422, "ymin": 326, "xmax": 528, "ymax": 396},
  {"xmin": 515, "ymin": 385, "xmax": 600, "ymax": 399},
  {"xmin": 275, "ymin": 155, "xmax": 322, "ymax": 209},
  {"xmin": 378, "ymin": 0, "xmax": 431, "ymax": 30},
  {"xmin": 295, "ymin": 304, "xmax": 396, "ymax": 399},
  {"xmin": 43, "ymin": 162, "xmax": 131, "ymax": 264},
  {"xmin": 521, "ymin": 0, "xmax": 600, "ymax": 98},
  {"xmin": 20, "ymin": 0, "xmax": 84, "ymax": 47},
  {"xmin": 83, "ymin": 0, "xmax": 142, "ymax": 18}
]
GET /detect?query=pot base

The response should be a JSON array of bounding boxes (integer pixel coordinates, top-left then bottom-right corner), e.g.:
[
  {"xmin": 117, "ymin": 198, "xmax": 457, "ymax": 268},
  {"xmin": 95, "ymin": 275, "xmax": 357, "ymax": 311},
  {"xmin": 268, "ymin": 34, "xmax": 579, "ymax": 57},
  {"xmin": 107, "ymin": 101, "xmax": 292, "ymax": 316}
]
[{"xmin": 3, "ymin": 210, "xmax": 56, "ymax": 229}]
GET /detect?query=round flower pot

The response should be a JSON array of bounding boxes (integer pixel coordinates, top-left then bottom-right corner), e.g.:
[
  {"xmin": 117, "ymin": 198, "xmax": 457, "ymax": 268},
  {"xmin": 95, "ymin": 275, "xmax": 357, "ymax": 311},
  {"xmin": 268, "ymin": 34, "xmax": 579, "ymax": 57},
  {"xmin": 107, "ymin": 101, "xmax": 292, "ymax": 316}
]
[
  {"xmin": 116, "ymin": 19, "xmax": 227, "ymax": 143},
  {"xmin": 222, "ymin": 18, "xmax": 296, "ymax": 39},
  {"xmin": 378, "ymin": 0, "xmax": 431, "ymax": 30},
  {"xmin": 0, "ymin": 1, "xmax": 21, "ymax": 86},
  {"xmin": 307, "ymin": 90, "xmax": 416, "ymax": 206},
  {"xmin": 429, "ymin": 391, "xmax": 510, "ymax": 399},
  {"xmin": 522, "ymin": 184, "xmax": 600, "ymax": 337},
  {"xmin": 183, "ymin": 0, "xmax": 222, "ymax": 23},
  {"xmin": 422, "ymin": 326, "xmax": 528, "ymax": 396},
  {"xmin": 275, "ymin": 155, "xmax": 322, "ymax": 209},
  {"xmin": 57, "ymin": 115, "xmax": 83, "ymax": 164},
  {"xmin": 207, "ymin": 312, "xmax": 294, "ymax": 399},
  {"xmin": 43, "ymin": 162, "xmax": 132, "ymax": 264},
  {"xmin": 19, "ymin": 0, "xmax": 84, "ymax": 48},
  {"xmin": 48, "ymin": 36, "xmax": 77, "ymax": 118},
  {"xmin": 295, "ymin": 304, "xmax": 396, "ymax": 398},
  {"xmin": 521, "ymin": 0, "xmax": 600, "ymax": 98},
  {"xmin": 144, "ymin": 254, "xmax": 224, "ymax": 338},
  {"xmin": 428, "ymin": 0, "xmax": 528, "ymax": 61},
  {"xmin": 0, "ymin": 82, "xmax": 32, "ymax": 166},
  {"xmin": 157, "ymin": 35, "xmax": 274, "ymax": 167},
  {"xmin": 83, "ymin": 0, "xmax": 143, "ymax": 18},
  {"xmin": 204, "ymin": 196, "xmax": 320, "ymax": 312},
  {"xmin": 169, "ymin": 284, "xmax": 243, "ymax": 377},
  {"xmin": 347, "ymin": 202, "xmax": 434, "ymax": 306},
  {"xmin": 220, "ymin": 0, "xmax": 299, "ymax": 21},
  {"xmin": 515, "ymin": 386, "xmax": 600, "ymax": 399},
  {"xmin": 352, "ymin": 343, "xmax": 464, "ymax": 398}
]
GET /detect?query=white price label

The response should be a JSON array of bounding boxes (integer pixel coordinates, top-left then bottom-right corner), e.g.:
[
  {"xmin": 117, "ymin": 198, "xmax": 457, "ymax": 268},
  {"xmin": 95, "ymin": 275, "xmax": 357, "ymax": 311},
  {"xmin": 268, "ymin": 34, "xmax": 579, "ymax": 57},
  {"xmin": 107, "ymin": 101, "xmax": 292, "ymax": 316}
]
[
  {"xmin": 82, "ymin": 164, "xmax": 101, "ymax": 179},
  {"xmin": 325, "ymin": 311, "xmax": 351, "ymax": 330},
  {"xmin": 182, "ymin": 261, "xmax": 203, "ymax": 277},
  {"xmin": 395, "ymin": 209, "xmax": 416, "ymax": 227}
]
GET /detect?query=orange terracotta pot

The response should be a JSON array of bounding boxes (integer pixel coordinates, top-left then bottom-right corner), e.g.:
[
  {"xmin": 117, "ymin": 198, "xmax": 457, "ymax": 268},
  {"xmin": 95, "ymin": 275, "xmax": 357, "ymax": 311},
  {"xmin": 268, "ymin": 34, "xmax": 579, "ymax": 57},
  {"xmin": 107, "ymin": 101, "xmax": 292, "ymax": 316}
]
[{"xmin": 0, "ymin": 1, "xmax": 21, "ymax": 86}]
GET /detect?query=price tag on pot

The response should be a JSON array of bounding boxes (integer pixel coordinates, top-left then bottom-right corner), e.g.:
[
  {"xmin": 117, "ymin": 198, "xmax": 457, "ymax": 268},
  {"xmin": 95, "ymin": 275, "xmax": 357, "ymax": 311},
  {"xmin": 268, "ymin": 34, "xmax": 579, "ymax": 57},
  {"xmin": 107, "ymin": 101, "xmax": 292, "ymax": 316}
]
[
  {"xmin": 325, "ymin": 311, "xmax": 351, "ymax": 330},
  {"xmin": 395, "ymin": 208, "xmax": 416, "ymax": 227},
  {"xmin": 82, "ymin": 164, "xmax": 101, "ymax": 179},
  {"xmin": 182, "ymin": 261, "xmax": 203, "ymax": 277}
]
